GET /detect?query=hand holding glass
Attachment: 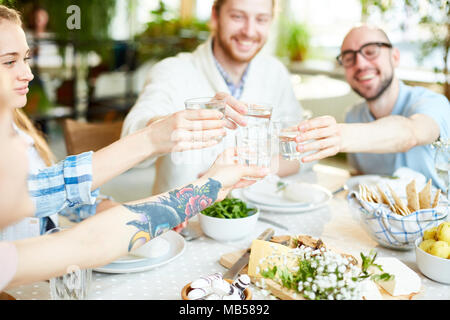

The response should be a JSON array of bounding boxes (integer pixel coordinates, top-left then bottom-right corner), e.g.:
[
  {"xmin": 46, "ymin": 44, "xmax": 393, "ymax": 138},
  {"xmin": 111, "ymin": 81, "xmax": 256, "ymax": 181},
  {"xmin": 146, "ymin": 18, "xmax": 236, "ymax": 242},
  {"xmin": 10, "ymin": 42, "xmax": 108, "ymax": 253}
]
[
  {"xmin": 185, "ymin": 97, "xmax": 226, "ymax": 142},
  {"xmin": 273, "ymin": 119, "xmax": 303, "ymax": 161}
]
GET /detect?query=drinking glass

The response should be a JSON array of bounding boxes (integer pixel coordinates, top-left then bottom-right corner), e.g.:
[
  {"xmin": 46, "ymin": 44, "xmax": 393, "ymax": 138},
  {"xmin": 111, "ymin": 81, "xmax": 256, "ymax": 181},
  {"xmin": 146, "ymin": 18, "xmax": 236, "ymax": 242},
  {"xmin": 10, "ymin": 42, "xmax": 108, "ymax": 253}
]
[
  {"xmin": 236, "ymin": 102, "xmax": 276, "ymax": 179},
  {"xmin": 185, "ymin": 97, "xmax": 227, "ymax": 142},
  {"xmin": 185, "ymin": 97, "xmax": 226, "ymax": 114},
  {"xmin": 433, "ymin": 139, "xmax": 450, "ymax": 202},
  {"xmin": 46, "ymin": 227, "xmax": 92, "ymax": 300},
  {"xmin": 273, "ymin": 118, "xmax": 302, "ymax": 161}
]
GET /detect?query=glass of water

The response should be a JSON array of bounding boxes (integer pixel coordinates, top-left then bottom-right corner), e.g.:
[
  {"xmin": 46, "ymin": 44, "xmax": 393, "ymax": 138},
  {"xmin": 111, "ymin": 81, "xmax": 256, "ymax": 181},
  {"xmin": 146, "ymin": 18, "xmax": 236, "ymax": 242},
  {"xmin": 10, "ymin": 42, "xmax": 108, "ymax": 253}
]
[
  {"xmin": 273, "ymin": 118, "xmax": 302, "ymax": 161},
  {"xmin": 46, "ymin": 227, "xmax": 92, "ymax": 300},
  {"xmin": 185, "ymin": 97, "xmax": 227, "ymax": 142},
  {"xmin": 434, "ymin": 138, "xmax": 450, "ymax": 201},
  {"xmin": 236, "ymin": 102, "xmax": 275, "ymax": 179},
  {"xmin": 185, "ymin": 97, "xmax": 226, "ymax": 113}
]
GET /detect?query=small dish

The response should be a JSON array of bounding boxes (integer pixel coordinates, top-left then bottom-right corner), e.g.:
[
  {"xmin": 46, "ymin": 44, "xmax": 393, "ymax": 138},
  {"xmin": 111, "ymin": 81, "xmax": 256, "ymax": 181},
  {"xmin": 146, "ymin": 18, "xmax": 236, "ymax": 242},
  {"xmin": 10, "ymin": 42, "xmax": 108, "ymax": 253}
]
[
  {"xmin": 199, "ymin": 207, "xmax": 260, "ymax": 242},
  {"xmin": 414, "ymin": 237, "xmax": 450, "ymax": 284},
  {"xmin": 181, "ymin": 279, "xmax": 252, "ymax": 300}
]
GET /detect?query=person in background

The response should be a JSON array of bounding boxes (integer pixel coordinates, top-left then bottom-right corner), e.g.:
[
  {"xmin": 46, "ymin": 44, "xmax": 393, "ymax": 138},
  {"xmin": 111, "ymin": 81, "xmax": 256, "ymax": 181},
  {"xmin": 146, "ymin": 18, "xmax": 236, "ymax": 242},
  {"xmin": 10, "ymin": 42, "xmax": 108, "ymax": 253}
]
[
  {"xmin": 294, "ymin": 25, "xmax": 450, "ymax": 189},
  {"xmin": 121, "ymin": 0, "xmax": 305, "ymax": 198},
  {"xmin": 0, "ymin": 5, "xmax": 246, "ymax": 240}
]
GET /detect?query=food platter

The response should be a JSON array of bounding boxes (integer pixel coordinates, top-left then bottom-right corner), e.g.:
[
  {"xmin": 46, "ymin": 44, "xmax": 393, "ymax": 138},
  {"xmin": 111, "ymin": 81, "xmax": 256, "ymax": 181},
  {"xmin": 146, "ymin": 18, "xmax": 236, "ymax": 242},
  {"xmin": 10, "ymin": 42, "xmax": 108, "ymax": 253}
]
[{"xmin": 219, "ymin": 235, "xmax": 423, "ymax": 300}]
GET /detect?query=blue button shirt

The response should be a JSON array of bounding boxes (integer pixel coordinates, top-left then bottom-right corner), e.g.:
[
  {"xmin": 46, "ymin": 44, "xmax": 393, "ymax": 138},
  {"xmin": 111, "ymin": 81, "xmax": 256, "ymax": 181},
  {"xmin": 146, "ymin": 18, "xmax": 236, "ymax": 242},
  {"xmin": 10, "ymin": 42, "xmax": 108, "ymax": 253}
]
[
  {"xmin": 28, "ymin": 151, "xmax": 100, "ymax": 233},
  {"xmin": 345, "ymin": 81, "xmax": 450, "ymax": 189},
  {"xmin": 212, "ymin": 53, "xmax": 249, "ymax": 99}
]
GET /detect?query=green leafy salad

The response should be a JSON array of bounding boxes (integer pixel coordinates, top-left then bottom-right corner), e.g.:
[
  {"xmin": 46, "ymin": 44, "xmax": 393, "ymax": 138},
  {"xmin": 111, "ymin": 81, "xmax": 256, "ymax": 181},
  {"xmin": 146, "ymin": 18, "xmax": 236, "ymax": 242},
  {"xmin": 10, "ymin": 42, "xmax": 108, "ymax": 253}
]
[{"xmin": 201, "ymin": 198, "xmax": 257, "ymax": 219}]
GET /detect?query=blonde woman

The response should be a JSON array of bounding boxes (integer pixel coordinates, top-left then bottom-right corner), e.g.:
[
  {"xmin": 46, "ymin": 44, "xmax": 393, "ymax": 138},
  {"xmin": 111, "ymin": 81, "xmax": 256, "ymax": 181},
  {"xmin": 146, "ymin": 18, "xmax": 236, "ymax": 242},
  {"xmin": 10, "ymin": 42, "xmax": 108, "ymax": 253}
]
[
  {"xmin": 0, "ymin": 116, "xmax": 268, "ymax": 291},
  {"xmin": 0, "ymin": 23, "xmax": 268, "ymax": 291},
  {"xmin": 0, "ymin": 5, "xmax": 248, "ymax": 239}
]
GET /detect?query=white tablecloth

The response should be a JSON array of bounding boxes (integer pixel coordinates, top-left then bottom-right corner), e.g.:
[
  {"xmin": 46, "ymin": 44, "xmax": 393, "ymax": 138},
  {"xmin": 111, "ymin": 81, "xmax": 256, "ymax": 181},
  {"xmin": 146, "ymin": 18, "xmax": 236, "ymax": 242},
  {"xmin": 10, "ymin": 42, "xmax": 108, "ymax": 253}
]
[{"xmin": 6, "ymin": 165, "xmax": 450, "ymax": 300}]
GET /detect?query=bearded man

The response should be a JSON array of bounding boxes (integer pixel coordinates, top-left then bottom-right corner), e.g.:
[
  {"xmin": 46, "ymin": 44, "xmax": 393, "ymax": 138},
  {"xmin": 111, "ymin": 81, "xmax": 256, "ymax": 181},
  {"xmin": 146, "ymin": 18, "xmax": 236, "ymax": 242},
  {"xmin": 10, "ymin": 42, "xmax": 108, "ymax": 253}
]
[
  {"xmin": 122, "ymin": 0, "xmax": 303, "ymax": 195},
  {"xmin": 293, "ymin": 25, "xmax": 449, "ymax": 189}
]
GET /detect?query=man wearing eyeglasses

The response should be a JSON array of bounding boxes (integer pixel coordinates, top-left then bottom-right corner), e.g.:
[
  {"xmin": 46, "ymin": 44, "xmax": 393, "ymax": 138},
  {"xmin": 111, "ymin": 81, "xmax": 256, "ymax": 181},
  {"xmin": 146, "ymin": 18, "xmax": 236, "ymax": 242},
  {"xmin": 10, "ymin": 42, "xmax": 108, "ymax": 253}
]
[{"xmin": 294, "ymin": 25, "xmax": 449, "ymax": 189}]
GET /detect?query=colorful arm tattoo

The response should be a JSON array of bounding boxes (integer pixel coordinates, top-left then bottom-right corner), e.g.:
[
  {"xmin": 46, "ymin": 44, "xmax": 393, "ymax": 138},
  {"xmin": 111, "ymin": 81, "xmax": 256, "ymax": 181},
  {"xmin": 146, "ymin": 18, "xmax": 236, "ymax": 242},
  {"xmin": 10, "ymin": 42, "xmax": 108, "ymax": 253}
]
[{"xmin": 124, "ymin": 178, "xmax": 222, "ymax": 251}]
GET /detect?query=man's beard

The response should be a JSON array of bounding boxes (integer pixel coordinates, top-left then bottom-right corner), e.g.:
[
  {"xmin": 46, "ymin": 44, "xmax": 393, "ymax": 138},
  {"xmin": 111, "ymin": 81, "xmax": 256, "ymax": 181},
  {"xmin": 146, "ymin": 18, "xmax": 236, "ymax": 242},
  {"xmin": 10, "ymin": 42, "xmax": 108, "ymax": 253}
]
[
  {"xmin": 215, "ymin": 25, "xmax": 265, "ymax": 64},
  {"xmin": 352, "ymin": 72, "xmax": 394, "ymax": 102}
]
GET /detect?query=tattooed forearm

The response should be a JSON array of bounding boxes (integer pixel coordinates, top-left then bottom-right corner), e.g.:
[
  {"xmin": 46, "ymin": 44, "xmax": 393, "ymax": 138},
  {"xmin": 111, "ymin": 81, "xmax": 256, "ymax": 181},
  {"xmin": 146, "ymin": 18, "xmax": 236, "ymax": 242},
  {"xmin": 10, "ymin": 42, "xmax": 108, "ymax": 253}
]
[{"xmin": 124, "ymin": 178, "xmax": 222, "ymax": 251}]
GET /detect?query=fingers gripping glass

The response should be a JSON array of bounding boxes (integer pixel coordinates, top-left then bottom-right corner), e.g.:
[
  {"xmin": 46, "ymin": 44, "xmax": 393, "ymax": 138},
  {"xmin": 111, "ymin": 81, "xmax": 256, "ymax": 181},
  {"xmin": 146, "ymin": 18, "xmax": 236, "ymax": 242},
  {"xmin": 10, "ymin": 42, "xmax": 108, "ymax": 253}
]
[{"xmin": 336, "ymin": 42, "xmax": 392, "ymax": 68}]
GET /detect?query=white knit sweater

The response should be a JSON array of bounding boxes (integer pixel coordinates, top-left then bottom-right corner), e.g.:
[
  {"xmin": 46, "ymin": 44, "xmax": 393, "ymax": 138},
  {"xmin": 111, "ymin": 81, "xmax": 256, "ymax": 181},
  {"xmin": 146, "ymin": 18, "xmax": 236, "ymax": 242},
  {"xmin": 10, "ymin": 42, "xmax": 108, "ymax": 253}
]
[{"xmin": 122, "ymin": 37, "xmax": 303, "ymax": 194}]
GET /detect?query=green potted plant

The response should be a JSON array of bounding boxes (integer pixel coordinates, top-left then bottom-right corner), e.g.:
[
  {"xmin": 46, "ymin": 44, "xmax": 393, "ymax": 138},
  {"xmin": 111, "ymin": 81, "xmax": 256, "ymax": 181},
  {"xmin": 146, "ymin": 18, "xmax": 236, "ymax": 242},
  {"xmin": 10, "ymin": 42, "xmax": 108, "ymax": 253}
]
[
  {"xmin": 276, "ymin": 19, "xmax": 311, "ymax": 63},
  {"xmin": 135, "ymin": 0, "xmax": 209, "ymax": 63}
]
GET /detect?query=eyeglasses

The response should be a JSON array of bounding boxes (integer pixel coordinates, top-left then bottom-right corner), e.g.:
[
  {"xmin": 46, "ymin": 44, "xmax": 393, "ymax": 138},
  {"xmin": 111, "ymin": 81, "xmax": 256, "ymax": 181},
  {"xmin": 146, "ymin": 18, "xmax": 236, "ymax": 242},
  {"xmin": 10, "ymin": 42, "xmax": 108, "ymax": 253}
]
[{"xmin": 336, "ymin": 42, "xmax": 392, "ymax": 68}]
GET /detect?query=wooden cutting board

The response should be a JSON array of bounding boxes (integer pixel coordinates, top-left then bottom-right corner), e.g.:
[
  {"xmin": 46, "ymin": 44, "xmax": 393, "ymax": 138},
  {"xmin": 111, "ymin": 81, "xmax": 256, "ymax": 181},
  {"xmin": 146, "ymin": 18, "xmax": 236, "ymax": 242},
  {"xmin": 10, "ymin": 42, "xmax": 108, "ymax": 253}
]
[
  {"xmin": 0, "ymin": 292, "xmax": 16, "ymax": 300},
  {"xmin": 220, "ymin": 248, "xmax": 422, "ymax": 300}
]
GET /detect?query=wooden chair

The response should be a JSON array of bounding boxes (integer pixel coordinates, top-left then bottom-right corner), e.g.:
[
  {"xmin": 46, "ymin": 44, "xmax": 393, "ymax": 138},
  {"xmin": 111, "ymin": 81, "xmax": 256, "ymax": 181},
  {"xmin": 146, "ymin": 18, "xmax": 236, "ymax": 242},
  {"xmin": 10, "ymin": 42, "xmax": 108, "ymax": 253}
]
[{"xmin": 62, "ymin": 119, "xmax": 123, "ymax": 155}]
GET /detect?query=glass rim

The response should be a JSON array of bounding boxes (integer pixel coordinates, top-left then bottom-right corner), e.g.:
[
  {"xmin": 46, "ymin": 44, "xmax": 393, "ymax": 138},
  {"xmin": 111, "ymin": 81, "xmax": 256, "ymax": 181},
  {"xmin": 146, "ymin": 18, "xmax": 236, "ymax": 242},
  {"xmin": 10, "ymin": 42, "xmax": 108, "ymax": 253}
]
[{"xmin": 184, "ymin": 97, "xmax": 224, "ymax": 104}]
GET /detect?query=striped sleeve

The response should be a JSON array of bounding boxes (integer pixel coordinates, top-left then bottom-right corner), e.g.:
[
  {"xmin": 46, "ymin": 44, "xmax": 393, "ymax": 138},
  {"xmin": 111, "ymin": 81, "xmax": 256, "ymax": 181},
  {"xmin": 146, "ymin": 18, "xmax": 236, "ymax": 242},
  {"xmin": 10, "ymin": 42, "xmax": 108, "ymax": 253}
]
[{"xmin": 28, "ymin": 151, "xmax": 100, "ymax": 218}]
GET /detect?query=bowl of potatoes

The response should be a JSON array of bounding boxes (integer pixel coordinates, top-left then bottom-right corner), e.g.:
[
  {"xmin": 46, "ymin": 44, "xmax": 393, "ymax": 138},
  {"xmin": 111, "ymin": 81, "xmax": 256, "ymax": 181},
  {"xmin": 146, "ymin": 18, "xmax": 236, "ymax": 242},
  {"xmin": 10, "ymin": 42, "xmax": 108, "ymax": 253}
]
[{"xmin": 415, "ymin": 221, "xmax": 450, "ymax": 284}]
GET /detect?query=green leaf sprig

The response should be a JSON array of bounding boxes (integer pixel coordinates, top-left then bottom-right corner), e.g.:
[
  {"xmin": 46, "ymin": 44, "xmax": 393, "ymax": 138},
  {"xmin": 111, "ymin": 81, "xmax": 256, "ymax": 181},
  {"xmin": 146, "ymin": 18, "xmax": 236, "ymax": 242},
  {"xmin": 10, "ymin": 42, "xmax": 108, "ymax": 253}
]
[{"xmin": 360, "ymin": 250, "xmax": 394, "ymax": 282}]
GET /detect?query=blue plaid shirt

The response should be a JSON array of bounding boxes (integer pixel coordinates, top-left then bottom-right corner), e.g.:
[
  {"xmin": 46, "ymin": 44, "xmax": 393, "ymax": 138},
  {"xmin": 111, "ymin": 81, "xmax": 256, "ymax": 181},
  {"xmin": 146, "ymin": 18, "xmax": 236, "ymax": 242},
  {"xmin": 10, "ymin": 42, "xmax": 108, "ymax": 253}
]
[
  {"xmin": 28, "ymin": 151, "xmax": 100, "ymax": 233},
  {"xmin": 212, "ymin": 53, "xmax": 249, "ymax": 99}
]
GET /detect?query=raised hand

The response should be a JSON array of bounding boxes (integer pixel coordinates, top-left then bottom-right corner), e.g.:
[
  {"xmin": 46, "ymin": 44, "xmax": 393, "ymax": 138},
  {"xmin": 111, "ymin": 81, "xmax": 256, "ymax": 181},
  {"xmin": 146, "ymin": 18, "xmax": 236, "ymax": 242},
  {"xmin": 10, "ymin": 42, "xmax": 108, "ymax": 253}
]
[
  {"xmin": 146, "ymin": 109, "xmax": 227, "ymax": 155},
  {"xmin": 201, "ymin": 147, "xmax": 270, "ymax": 201},
  {"xmin": 213, "ymin": 92, "xmax": 248, "ymax": 129},
  {"xmin": 295, "ymin": 115, "xmax": 342, "ymax": 162}
]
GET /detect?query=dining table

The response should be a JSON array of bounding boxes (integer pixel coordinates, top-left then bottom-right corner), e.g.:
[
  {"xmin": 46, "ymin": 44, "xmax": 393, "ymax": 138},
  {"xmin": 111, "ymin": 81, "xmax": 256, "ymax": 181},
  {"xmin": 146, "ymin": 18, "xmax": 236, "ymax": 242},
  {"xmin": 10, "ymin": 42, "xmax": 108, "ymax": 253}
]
[{"xmin": 5, "ymin": 164, "xmax": 449, "ymax": 300}]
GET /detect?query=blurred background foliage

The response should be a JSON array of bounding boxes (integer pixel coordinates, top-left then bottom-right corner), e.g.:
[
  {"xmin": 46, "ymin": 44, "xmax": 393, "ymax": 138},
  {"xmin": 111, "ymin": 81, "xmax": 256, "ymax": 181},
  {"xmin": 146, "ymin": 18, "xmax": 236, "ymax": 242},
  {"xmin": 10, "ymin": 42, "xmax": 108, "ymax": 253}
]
[
  {"xmin": 361, "ymin": 0, "xmax": 449, "ymax": 99},
  {"xmin": 134, "ymin": 0, "xmax": 209, "ymax": 63},
  {"xmin": 276, "ymin": 19, "xmax": 311, "ymax": 62}
]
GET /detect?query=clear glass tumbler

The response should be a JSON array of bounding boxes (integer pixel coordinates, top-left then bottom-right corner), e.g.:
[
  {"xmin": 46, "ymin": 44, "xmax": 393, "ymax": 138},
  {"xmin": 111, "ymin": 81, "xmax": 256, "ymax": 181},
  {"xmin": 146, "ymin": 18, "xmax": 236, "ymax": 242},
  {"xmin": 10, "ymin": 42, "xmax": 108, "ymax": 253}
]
[
  {"xmin": 236, "ymin": 102, "xmax": 275, "ymax": 179},
  {"xmin": 273, "ymin": 118, "xmax": 302, "ymax": 161},
  {"xmin": 185, "ymin": 97, "xmax": 227, "ymax": 142},
  {"xmin": 46, "ymin": 227, "xmax": 92, "ymax": 300}
]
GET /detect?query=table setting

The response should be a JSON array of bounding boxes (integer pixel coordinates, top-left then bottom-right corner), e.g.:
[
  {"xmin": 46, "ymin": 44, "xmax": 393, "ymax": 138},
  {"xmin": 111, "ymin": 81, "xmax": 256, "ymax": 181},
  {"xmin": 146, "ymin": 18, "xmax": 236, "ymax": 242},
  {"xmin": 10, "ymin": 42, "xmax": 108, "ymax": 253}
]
[
  {"xmin": 4, "ymin": 101, "xmax": 449, "ymax": 301},
  {"xmin": 5, "ymin": 162, "xmax": 449, "ymax": 300}
]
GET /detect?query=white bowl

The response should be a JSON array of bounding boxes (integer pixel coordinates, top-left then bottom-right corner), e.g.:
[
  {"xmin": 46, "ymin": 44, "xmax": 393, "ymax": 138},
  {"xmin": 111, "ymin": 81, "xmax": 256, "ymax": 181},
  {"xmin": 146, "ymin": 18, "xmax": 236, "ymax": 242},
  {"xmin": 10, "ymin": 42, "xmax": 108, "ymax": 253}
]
[
  {"xmin": 414, "ymin": 237, "xmax": 450, "ymax": 284},
  {"xmin": 199, "ymin": 207, "xmax": 260, "ymax": 242}
]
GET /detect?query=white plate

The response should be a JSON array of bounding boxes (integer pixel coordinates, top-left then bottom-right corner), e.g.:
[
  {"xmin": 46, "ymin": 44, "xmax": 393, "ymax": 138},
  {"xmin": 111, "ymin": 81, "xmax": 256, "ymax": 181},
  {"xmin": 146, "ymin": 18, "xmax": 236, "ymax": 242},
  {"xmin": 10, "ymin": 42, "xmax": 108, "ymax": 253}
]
[
  {"xmin": 111, "ymin": 254, "xmax": 148, "ymax": 264},
  {"xmin": 93, "ymin": 231, "xmax": 186, "ymax": 274},
  {"xmin": 233, "ymin": 189, "xmax": 331, "ymax": 213},
  {"xmin": 112, "ymin": 237, "xmax": 171, "ymax": 264},
  {"xmin": 243, "ymin": 180, "xmax": 328, "ymax": 208}
]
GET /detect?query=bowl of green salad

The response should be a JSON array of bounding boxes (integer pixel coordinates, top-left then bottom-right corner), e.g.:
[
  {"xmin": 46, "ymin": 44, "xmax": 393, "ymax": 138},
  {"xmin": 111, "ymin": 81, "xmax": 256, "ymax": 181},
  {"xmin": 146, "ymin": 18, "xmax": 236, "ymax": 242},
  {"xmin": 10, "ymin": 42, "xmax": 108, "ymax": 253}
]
[{"xmin": 199, "ymin": 198, "xmax": 260, "ymax": 241}]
